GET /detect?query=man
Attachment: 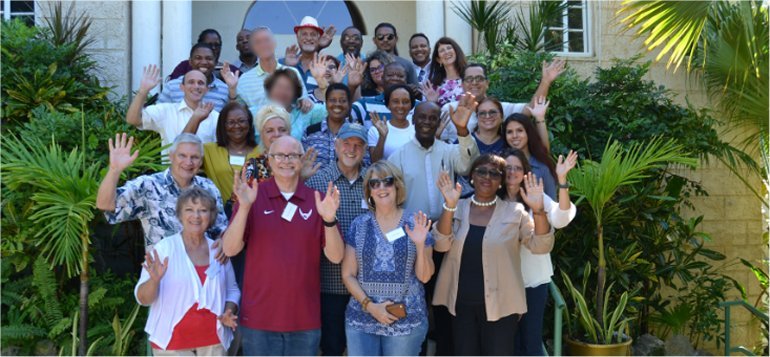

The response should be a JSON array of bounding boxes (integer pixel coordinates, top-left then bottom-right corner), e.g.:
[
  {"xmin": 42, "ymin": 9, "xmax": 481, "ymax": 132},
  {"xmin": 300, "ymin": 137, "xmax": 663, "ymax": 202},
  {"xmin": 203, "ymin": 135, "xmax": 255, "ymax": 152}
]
[
  {"xmin": 282, "ymin": 16, "xmax": 336, "ymax": 102},
  {"xmin": 232, "ymin": 29, "xmax": 257, "ymax": 73},
  {"xmin": 350, "ymin": 62, "xmax": 412, "ymax": 130},
  {"xmin": 222, "ymin": 135, "xmax": 344, "ymax": 356},
  {"xmin": 158, "ymin": 43, "xmax": 231, "ymax": 112},
  {"xmin": 409, "ymin": 33, "xmax": 431, "ymax": 83},
  {"xmin": 168, "ymin": 28, "xmax": 239, "ymax": 81},
  {"xmin": 439, "ymin": 59, "xmax": 566, "ymax": 143},
  {"xmin": 126, "ymin": 65, "xmax": 219, "ymax": 154},
  {"xmin": 337, "ymin": 26, "xmax": 365, "ymax": 66},
  {"xmin": 372, "ymin": 22, "xmax": 417, "ymax": 84},
  {"xmin": 305, "ymin": 122, "xmax": 369, "ymax": 356},
  {"xmin": 237, "ymin": 27, "xmax": 312, "ymax": 114},
  {"xmin": 387, "ymin": 99, "xmax": 478, "ymax": 220},
  {"xmin": 96, "ymin": 133, "xmax": 228, "ymax": 250}
]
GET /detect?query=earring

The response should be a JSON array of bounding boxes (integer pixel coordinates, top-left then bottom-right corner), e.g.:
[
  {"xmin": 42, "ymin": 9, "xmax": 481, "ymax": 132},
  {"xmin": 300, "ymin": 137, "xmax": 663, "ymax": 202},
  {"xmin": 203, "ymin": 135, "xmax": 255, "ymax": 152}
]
[
  {"xmin": 499, "ymin": 185, "xmax": 502, "ymax": 189},
  {"xmin": 368, "ymin": 196, "xmax": 374, "ymax": 205},
  {"xmin": 470, "ymin": 179, "xmax": 474, "ymax": 185}
]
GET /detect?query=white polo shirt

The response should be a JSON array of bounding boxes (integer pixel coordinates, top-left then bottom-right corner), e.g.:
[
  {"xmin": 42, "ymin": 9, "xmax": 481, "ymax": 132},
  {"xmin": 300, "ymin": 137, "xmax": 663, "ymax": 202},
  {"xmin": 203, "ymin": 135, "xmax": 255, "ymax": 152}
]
[{"xmin": 140, "ymin": 100, "xmax": 219, "ymax": 155}]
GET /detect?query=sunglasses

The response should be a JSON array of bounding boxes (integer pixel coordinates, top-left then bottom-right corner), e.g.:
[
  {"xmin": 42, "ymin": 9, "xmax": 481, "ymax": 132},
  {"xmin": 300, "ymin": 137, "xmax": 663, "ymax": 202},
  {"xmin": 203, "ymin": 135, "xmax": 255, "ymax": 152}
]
[
  {"xmin": 376, "ymin": 34, "xmax": 395, "ymax": 41},
  {"xmin": 473, "ymin": 167, "xmax": 503, "ymax": 179},
  {"xmin": 477, "ymin": 110, "xmax": 500, "ymax": 118},
  {"xmin": 463, "ymin": 75, "xmax": 487, "ymax": 84},
  {"xmin": 368, "ymin": 176, "xmax": 395, "ymax": 189}
]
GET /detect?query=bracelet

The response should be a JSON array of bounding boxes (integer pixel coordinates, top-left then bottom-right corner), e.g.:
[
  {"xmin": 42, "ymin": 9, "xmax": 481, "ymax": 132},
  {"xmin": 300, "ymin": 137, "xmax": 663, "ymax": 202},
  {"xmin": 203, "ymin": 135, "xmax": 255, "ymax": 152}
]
[
  {"xmin": 361, "ymin": 297, "xmax": 371, "ymax": 311},
  {"xmin": 536, "ymin": 120, "xmax": 546, "ymax": 124},
  {"xmin": 557, "ymin": 181, "xmax": 570, "ymax": 189},
  {"xmin": 442, "ymin": 202, "xmax": 457, "ymax": 212},
  {"xmin": 323, "ymin": 217, "xmax": 338, "ymax": 227},
  {"xmin": 533, "ymin": 210, "xmax": 547, "ymax": 216}
]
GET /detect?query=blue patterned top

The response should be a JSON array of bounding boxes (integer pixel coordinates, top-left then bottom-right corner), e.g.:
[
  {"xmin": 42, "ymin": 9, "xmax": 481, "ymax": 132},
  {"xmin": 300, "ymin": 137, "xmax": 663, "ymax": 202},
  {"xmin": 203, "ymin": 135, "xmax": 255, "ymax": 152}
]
[
  {"xmin": 344, "ymin": 211, "xmax": 434, "ymax": 336},
  {"xmin": 104, "ymin": 168, "xmax": 228, "ymax": 249}
]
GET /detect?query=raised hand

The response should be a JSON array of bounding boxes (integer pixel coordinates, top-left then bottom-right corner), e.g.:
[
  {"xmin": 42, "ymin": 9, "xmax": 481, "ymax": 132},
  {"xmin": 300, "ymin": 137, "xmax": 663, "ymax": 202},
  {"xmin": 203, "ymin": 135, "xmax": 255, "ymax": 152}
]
[
  {"xmin": 139, "ymin": 65, "xmax": 161, "ymax": 92},
  {"xmin": 220, "ymin": 61, "xmax": 240, "ymax": 89},
  {"xmin": 366, "ymin": 301, "xmax": 398, "ymax": 325},
  {"xmin": 371, "ymin": 111, "xmax": 388, "ymax": 139},
  {"xmin": 301, "ymin": 147, "xmax": 321, "ymax": 179},
  {"xmin": 437, "ymin": 171, "xmax": 462, "ymax": 208},
  {"xmin": 299, "ymin": 97, "xmax": 313, "ymax": 114},
  {"xmin": 542, "ymin": 58, "xmax": 566, "ymax": 84},
  {"xmin": 420, "ymin": 81, "xmax": 439, "ymax": 103},
  {"xmin": 319, "ymin": 25, "xmax": 337, "ymax": 48},
  {"xmin": 520, "ymin": 172, "xmax": 545, "ymax": 213},
  {"xmin": 315, "ymin": 181, "xmax": 340, "ymax": 222},
  {"xmin": 284, "ymin": 44, "xmax": 300, "ymax": 67},
  {"xmin": 108, "ymin": 133, "xmax": 139, "ymax": 172},
  {"xmin": 556, "ymin": 150, "xmax": 578, "ymax": 183},
  {"xmin": 526, "ymin": 96, "xmax": 550, "ymax": 120},
  {"xmin": 142, "ymin": 249, "xmax": 168, "ymax": 283},
  {"xmin": 218, "ymin": 309, "xmax": 238, "ymax": 331},
  {"xmin": 405, "ymin": 211, "xmax": 432, "ymax": 248},
  {"xmin": 346, "ymin": 56, "xmax": 366, "ymax": 89},
  {"xmin": 331, "ymin": 64, "xmax": 348, "ymax": 84},
  {"xmin": 308, "ymin": 52, "xmax": 328, "ymax": 83},
  {"xmin": 192, "ymin": 102, "xmax": 214, "ymax": 122},
  {"xmin": 232, "ymin": 165, "xmax": 258, "ymax": 206},
  {"xmin": 448, "ymin": 92, "xmax": 477, "ymax": 131}
]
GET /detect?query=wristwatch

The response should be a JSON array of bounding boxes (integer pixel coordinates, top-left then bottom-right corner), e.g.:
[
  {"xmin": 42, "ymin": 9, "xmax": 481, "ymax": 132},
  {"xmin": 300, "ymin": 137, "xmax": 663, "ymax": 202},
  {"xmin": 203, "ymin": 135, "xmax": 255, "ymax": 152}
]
[
  {"xmin": 558, "ymin": 182, "xmax": 570, "ymax": 189},
  {"xmin": 323, "ymin": 217, "xmax": 338, "ymax": 227}
]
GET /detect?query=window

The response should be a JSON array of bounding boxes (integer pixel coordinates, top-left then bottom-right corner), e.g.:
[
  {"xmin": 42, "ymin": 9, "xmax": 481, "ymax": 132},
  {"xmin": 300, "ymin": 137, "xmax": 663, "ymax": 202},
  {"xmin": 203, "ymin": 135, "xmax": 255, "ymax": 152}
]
[
  {"xmin": 544, "ymin": 0, "xmax": 591, "ymax": 55},
  {"xmin": 243, "ymin": 0, "xmax": 364, "ymax": 35},
  {"xmin": 1, "ymin": 0, "xmax": 35, "ymax": 26}
]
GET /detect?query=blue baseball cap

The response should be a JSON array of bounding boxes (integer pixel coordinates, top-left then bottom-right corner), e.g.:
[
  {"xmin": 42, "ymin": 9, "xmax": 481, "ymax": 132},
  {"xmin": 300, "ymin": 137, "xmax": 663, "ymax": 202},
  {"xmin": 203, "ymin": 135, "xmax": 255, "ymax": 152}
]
[{"xmin": 337, "ymin": 122, "xmax": 367, "ymax": 143}]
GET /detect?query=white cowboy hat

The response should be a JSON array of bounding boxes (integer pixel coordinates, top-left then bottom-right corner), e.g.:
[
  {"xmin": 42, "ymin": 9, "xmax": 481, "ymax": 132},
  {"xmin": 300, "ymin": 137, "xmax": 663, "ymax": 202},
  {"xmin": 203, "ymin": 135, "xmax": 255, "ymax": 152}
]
[{"xmin": 293, "ymin": 16, "xmax": 324, "ymax": 35}]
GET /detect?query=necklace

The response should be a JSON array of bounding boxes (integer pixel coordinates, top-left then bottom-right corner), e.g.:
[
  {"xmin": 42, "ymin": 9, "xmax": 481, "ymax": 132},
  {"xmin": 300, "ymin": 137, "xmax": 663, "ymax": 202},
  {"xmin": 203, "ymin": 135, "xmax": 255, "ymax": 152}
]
[{"xmin": 471, "ymin": 195, "xmax": 497, "ymax": 207}]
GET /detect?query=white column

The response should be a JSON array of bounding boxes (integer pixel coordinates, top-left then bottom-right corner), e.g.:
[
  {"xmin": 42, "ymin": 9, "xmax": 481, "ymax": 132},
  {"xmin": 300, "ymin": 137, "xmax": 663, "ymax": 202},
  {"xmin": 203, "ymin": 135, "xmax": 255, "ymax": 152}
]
[
  {"xmin": 131, "ymin": 0, "xmax": 161, "ymax": 93},
  {"xmin": 444, "ymin": 0, "xmax": 473, "ymax": 55},
  {"xmin": 161, "ymin": 0, "xmax": 192, "ymax": 80},
  {"xmin": 415, "ymin": 1, "xmax": 444, "ymax": 45}
]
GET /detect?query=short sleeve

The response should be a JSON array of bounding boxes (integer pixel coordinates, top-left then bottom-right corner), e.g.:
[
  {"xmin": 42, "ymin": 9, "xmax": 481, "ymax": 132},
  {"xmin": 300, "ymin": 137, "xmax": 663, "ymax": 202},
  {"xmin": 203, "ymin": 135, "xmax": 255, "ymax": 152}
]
[
  {"xmin": 345, "ymin": 216, "xmax": 362, "ymax": 246},
  {"xmin": 197, "ymin": 113, "xmax": 219, "ymax": 144},
  {"xmin": 205, "ymin": 182, "xmax": 229, "ymax": 239},
  {"xmin": 140, "ymin": 105, "xmax": 164, "ymax": 132},
  {"xmin": 308, "ymin": 104, "xmax": 327, "ymax": 126},
  {"xmin": 367, "ymin": 126, "xmax": 380, "ymax": 147},
  {"xmin": 104, "ymin": 177, "xmax": 149, "ymax": 224}
]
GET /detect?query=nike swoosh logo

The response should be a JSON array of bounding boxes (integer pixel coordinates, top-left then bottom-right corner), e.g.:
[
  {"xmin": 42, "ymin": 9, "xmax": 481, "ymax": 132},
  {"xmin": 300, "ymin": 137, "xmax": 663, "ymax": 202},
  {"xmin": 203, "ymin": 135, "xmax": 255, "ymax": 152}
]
[{"xmin": 264, "ymin": 210, "xmax": 274, "ymax": 215}]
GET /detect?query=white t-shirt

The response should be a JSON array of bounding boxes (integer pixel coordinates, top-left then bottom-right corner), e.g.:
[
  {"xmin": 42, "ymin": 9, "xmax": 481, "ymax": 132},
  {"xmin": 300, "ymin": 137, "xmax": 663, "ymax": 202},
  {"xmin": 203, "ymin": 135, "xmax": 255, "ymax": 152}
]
[
  {"xmin": 367, "ymin": 121, "xmax": 416, "ymax": 159},
  {"xmin": 140, "ymin": 100, "xmax": 219, "ymax": 155}
]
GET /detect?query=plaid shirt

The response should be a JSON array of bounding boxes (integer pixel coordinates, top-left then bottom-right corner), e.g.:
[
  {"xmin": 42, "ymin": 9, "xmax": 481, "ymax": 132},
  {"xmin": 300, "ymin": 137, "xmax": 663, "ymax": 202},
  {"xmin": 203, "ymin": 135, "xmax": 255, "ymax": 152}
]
[
  {"xmin": 306, "ymin": 163, "xmax": 369, "ymax": 295},
  {"xmin": 104, "ymin": 168, "xmax": 228, "ymax": 249},
  {"xmin": 302, "ymin": 119, "xmax": 371, "ymax": 174}
]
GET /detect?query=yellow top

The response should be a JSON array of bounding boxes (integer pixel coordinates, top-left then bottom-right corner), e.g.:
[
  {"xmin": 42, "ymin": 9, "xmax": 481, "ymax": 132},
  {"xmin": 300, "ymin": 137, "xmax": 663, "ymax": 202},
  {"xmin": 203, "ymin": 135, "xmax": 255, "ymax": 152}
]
[{"xmin": 202, "ymin": 142, "xmax": 260, "ymax": 202}]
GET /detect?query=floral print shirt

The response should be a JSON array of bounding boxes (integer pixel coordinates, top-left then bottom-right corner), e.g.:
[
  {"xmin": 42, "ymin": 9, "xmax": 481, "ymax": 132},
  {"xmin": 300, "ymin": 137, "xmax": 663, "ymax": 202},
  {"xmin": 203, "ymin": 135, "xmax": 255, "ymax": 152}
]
[{"xmin": 436, "ymin": 78, "xmax": 464, "ymax": 107}]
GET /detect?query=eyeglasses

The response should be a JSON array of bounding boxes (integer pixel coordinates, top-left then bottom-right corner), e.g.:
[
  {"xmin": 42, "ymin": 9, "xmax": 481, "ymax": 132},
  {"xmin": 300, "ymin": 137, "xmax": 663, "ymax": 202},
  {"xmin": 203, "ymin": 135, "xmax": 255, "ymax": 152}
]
[
  {"xmin": 376, "ymin": 34, "xmax": 395, "ymax": 41},
  {"xmin": 370, "ymin": 64, "xmax": 385, "ymax": 74},
  {"xmin": 472, "ymin": 167, "xmax": 503, "ymax": 179},
  {"xmin": 342, "ymin": 35, "xmax": 362, "ymax": 41},
  {"xmin": 368, "ymin": 176, "xmax": 395, "ymax": 189},
  {"xmin": 269, "ymin": 153, "xmax": 302, "ymax": 162},
  {"xmin": 225, "ymin": 119, "xmax": 250, "ymax": 127},
  {"xmin": 464, "ymin": 75, "xmax": 487, "ymax": 84},
  {"xmin": 505, "ymin": 165, "xmax": 524, "ymax": 174},
  {"xmin": 477, "ymin": 110, "xmax": 500, "ymax": 118}
]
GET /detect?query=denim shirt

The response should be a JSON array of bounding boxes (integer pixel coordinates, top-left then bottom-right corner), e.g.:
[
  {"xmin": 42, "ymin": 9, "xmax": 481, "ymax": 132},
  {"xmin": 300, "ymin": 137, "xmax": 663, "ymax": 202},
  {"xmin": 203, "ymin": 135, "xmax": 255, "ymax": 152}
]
[{"xmin": 344, "ymin": 211, "xmax": 434, "ymax": 336}]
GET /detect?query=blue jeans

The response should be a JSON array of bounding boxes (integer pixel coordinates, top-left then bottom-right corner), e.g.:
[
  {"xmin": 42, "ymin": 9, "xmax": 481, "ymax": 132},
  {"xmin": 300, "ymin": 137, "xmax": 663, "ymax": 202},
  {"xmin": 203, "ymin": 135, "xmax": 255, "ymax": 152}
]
[
  {"xmin": 345, "ymin": 322, "xmax": 428, "ymax": 356},
  {"xmin": 239, "ymin": 325, "xmax": 320, "ymax": 356},
  {"xmin": 514, "ymin": 283, "xmax": 550, "ymax": 355}
]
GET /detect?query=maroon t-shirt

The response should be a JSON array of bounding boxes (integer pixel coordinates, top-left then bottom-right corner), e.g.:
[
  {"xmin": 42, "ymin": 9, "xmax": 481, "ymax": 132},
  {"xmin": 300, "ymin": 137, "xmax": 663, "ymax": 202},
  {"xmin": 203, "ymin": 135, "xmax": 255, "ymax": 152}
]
[{"xmin": 233, "ymin": 178, "xmax": 327, "ymax": 332}]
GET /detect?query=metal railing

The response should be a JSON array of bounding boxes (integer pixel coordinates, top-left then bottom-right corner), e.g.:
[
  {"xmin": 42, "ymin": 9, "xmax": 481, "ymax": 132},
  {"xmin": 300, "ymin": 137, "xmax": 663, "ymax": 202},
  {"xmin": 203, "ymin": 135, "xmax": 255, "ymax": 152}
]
[
  {"xmin": 550, "ymin": 281, "xmax": 567, "ymax": 356},
  {"xmin": 720, "ymin": 300, "xmax": 769, "ymax": 356}
]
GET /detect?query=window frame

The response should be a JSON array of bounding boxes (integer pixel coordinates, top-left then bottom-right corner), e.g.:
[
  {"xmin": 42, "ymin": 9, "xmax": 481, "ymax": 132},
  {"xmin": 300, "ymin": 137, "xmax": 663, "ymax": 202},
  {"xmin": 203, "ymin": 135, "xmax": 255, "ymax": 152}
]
[
  {"xmin": 1, "ymin": 0, "xmax": 35, "ymax": 24},
  {"xmin": 545, "ymin": 0, "xmax": 593, "ymax": 57}
]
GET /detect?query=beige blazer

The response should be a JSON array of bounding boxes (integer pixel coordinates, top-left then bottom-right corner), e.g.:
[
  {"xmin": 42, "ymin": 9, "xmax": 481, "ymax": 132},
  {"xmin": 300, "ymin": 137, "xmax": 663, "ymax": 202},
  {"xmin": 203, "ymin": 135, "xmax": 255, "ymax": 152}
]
[{"xmin": 431, "ymin": 198, "xmax": 554, "ymax": 321}]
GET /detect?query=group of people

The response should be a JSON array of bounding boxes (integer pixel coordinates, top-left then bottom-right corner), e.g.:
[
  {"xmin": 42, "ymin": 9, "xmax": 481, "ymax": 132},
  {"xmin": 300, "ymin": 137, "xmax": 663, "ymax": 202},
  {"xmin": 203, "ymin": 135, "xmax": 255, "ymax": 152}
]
[{"xmin": 96, "ymin": 15, "xmax": 580, "ymax": 356}]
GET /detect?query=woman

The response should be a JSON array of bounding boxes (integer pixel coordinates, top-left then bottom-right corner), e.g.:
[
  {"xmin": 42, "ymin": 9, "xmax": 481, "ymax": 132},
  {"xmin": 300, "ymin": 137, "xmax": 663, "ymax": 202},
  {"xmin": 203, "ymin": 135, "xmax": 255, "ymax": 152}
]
[
  {"xmin": 341, "ymin": 161, "xmax": 434, "ymax": 356},
  {"xmin": 503, "ymin": 104, "xmax": 557, "ymax": 199},
  {"xmin": 368, "ymin": 84, "xmax": 416, "ymax": 162},
  {"xmin": 433, "ymin": 154, "xmax": 553, "ymax": 355},
  {"xmin": 262, "ymin": 68, "xmax": 327, "ymax": 141},
  {"xmin": 472, "ymin": 97, "xmax": 505, "ymax": 155},
  {"xmin": 202, "ymin": 102, "xmax": 259, "ymax": 216},
  {"xmin": 427, "ymin": 37, "xmax": 467, "ymax": 106},
  {"xmin": 302, "ymin": 83, "xmax": 364, "ymax": 170},
  {"xmin": 502, "ymin": 148, "xmax": 578, "ymax": 355},
  {"xmin": 136, "ymin": 187, "xmax": 239, "ymax": 355},
  {"xmin": 361, "ymin": 50, "xmax": 394, "ymax": 97}
]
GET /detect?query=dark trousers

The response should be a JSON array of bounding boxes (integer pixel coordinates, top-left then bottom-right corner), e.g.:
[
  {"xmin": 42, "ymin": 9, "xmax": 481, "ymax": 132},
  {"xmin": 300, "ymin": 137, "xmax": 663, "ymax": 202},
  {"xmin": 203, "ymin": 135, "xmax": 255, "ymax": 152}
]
[
  {"xmin": 320, "ymin": 293, "xmax": 350, "ymax": 356},
  {"xmin": 514, "ymin": 283, "xmax": 549, "ymax": 355},
  {"xmin": 423, "ymin": 251, "xmax": 454, "ymax": 356},
  {"xmin": 452, "ymin": 302, "xmax": 519, "ymax": 356}
]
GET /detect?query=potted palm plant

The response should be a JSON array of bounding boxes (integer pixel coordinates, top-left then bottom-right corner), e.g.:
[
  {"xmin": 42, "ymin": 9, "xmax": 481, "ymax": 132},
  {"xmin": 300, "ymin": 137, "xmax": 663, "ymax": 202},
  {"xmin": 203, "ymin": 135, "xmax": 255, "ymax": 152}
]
[{"xmin": 562, "ymin": 137, "xmax": 697, "ymax": 355}]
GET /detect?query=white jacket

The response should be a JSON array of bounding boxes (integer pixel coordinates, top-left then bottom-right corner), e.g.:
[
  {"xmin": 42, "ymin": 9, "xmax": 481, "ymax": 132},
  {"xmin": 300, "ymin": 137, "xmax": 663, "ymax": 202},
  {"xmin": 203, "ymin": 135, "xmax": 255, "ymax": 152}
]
[{"xmin": 520, "ymin": 194, "xmax": 577, "ymax": 288}]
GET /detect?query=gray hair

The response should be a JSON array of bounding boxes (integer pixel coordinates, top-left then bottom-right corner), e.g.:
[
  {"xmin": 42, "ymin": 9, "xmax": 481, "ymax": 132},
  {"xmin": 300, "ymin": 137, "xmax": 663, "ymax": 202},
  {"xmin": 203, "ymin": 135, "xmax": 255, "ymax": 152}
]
[
  {"xmin": 175, "ymin": 186, "xmax": 218, "ymax": 230},
  {"xmin": 252, "ymin": 26, "xmax": 273, "ymax": 36},
  {"xmin": 169, "ymin": 133, "xmax": 204, "ymax": 156}
]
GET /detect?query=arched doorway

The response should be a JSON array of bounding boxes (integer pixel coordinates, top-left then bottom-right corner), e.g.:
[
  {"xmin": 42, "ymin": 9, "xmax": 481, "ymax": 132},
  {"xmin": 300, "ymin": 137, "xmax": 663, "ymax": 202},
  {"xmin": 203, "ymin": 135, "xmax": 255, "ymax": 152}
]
[{"xmin": 242, "ymin": 0, "xmax": 366, "ymax": 35}]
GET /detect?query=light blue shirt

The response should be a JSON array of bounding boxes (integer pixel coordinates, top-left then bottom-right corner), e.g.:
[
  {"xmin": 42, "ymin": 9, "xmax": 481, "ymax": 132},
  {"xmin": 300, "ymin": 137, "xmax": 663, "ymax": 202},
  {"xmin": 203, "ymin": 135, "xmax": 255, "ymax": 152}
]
[
  {"xmin": 236, "ymin": 61, "xmax": 308, "ymax": 110},
  {"xmin": 158, "ymin": 77, "xmax": 229, "ymax": 112},
  {"xmin": 249, "ymin": 102, "xmax": 327, "ymax": 144}
]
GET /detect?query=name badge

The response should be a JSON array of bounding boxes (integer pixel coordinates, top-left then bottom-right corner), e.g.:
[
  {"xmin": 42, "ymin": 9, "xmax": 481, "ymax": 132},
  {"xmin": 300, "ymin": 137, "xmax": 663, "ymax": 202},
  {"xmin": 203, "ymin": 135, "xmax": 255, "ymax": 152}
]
[
  {"xmin": 361, "ymin": 198, "xmax": 369, "ymax": 210},
  {"xmin": 384, "ymin": 227, "xmax": 406, "ymax": 243},
  {"xmin": 282, "ymin": 202, "xmax": 298, "ymax": 222},
  {"xmin": 229, "ymin": 155, "xmax": 245, "ymax": 167}
]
